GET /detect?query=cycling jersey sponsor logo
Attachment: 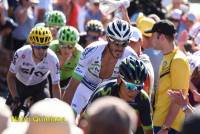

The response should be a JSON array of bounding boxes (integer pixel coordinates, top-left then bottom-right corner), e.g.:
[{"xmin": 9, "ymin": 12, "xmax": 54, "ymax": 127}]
[
  {"xmin": 12, "ymin": 53, "xmax": 19, "ymax": 65},
  {"xmin": 22, "ymin": 62, "xmax": 33, "ymax": 67},
  {"xmin": 81, "ymin": 47, "xmax": 98, "ymax": 59},
  {"xmin": 22, "ymin": 54, "xmax": 26, "ymax": 59},
  {"xmin": 20, "ymin": 67, "xmax": 48, "ymax": 77},
  {"xmin": 56, "ymin": 63, "xmax": 60, "ymax": 74},
  {"xmin": 76, "ymin": 66, "xmax": 83, "ymax": 74}
]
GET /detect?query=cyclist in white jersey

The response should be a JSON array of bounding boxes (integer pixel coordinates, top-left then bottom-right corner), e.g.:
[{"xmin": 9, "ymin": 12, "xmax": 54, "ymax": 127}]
[
  {"xmin": 6, "ymin": 27, "xmax": 61, "ymax": 116},
  {"xmin": 63, "ymin": 19, "xmax": 137, "ymax": 114}
]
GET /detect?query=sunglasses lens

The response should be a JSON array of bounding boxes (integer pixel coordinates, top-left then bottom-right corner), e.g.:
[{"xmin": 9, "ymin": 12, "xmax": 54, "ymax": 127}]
[
  {"xmin": 108, "ymin": 37, "xmax": 128, "ymax": 47},
  {"xmin": 122, "ymin": 79, "xmax": 141, "ymax": 91},
  {"xmin": 33, "ymin": 45, "xmax": 48, "ymax": 49}
]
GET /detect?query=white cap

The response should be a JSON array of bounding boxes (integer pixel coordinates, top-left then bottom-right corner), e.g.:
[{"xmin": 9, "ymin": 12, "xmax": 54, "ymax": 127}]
[
  {"xmin": 187, "ymin": 12, "xmax": 197, "ymax": 22},
  {"xmin": 170, "ymin": 9, "xmax": 182, "ymax": 20},
  {"xmin": 130, "ymin": 26, "xmax": 142, "ymax": 42},
  {"xmin": 195, "ymin": 32, "xmax": 200, "ymax": 46}
]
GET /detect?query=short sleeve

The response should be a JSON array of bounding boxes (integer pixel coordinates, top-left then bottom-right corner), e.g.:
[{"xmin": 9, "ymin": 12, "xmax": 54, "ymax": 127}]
[{"xmin": 171, "ymin": 58, "xmax": 190, "ymax": 91}]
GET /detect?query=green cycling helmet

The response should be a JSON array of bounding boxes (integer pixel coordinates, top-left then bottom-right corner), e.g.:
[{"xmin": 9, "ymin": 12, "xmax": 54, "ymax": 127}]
[
  {"xmin": 57, "ymin": 26, "xmax": 80, "ymax": 46},
  {"xmin": 45, "ymin": 10, "xmax": 66, "ymax": 27}
]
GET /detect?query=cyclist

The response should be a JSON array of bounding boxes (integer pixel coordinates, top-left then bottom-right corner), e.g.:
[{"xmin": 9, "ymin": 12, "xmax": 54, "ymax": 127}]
[
  {"xmin": 63, "ymin": 19, "xmax": 137, "ymax": 114},
  {"xmin": 50, "ymin": 26, "xmax": 83, "ymax": 94},
  {"xmin": 6, "ymin": 26, "xmax": 61, "ymax": 116},
  {"xmin": 79, "ymin": 19, "xmax": 104, "ymax": 48},
  {"xmin": 85, "ymin": 56, "xmax": 153, "ymax": 134},
  {"xmin": 45, "ymin": 10, "xmax": 66, "ymax": 39}
]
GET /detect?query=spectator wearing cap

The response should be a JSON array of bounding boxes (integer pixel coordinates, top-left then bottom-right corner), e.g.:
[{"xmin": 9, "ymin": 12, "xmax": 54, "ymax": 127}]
[
  {"xmin": 136, "ymin": 17, "xmax": 163, "ymax": 99},
  {"xmin": 177, "ymin": 12, "xmax": 197, "ymax": 40},
  {"xmin": 168, "ymin": 9, "xmax": 183, "ymax": 29},
  {"xmin": 84, "ymin": 0, "xmax": 104, "ymax": 27},
  {"xmin": 129, "ymin": 26, "xmax": 154, "ymax": 102},
  {"xmin": 145, "ymin": 20, "xmax": 190, "ymax": 134},
  {"xmin": 80, "ymin": 96, "xmax": 137, "ymax": 134}
]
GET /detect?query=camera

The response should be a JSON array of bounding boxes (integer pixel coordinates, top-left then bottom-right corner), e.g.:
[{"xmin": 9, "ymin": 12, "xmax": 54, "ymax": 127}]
[{"xmin": 184, "ymin": 40, "xmax": 193, "ymax": 53}]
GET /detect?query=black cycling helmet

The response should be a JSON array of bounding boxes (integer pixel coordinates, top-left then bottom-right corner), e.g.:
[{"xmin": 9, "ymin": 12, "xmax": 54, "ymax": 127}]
[
  {"xmin": 119, "ymin": 56, "xmax": 148, "ymax": 85},
  {"xmin": 86, "ymin": 19, "xmax": 104, "ymax": 33}
]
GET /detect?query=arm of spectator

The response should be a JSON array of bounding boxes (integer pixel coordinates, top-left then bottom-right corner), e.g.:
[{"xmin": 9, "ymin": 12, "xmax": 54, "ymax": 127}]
[
  {"xmin": 7, "ymin": 71, "xmax": 18, "ymax": 98},
  {"xmin": 119, "ymin": 5, "xmax": 130, "ymax": 23},
  {"xmin": 15, "ymin": 7, "xmax": 28, "ymax": 25},
  {"xmin": 168, "ymin": 90, "xmax": 193, "ymax": 117},
  {"xmin": 62, "ymin": 77, "xmax": 81, "ymax": 104}
]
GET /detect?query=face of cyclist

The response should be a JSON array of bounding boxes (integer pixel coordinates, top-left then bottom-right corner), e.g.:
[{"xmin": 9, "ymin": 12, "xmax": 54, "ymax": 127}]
[
  {"xmin": 32, "ymin": 45, "xmax": 48, "ymax": 61},
  {"xmin": 49, "ymin": 27, "xmax": 60, "ymax": 39},
  {"xmin": 59, "ymin": 43, "xmax": 74, "ymax": 58},
  {"xmin": 107, "ymin": 37, "xmax": 128, "ymax": 59},
  {"xmin": 119, "ymin": 78, "xmax": 140, "ymax": 102},
  {"xmin": 86, "ymin": 31, "xmax": 100, "ymax": 44}
]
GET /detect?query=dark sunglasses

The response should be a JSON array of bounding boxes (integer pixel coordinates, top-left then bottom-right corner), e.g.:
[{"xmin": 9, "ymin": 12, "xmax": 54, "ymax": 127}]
[
  {"xmin": 121, "ymin": 78, "xmax": 143, "ymax": 91},
  {"xmin": 108, "ymin": 37, "xmax": 128, "ymax": 47},
  {"xmin": 59, "ymin": 42, "xmax": 74, "ymax": 49},
  {"xmin": 32, "ymin": 45, "xmax": 49, "ymax": 50},
  {"xmin": 86, "ymin": 34, "xmax": 99, "ymax": 41}
]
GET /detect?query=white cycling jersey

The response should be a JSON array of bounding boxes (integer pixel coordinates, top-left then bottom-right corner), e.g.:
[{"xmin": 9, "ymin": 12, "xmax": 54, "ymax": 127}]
[
  {"xmin": 72, "ymin": 40, "xmax": 137, "ymax": 114},
  {"xmin": 9, "ymin": 45, "xmax": 60, "ymax": 86},
  {"xmin": 73, "ymin": 40, "xmax": 137, "ymax": 91}
]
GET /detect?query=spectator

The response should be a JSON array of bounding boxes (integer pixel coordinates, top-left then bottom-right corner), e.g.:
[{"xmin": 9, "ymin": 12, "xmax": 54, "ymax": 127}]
[
  {"xmin": 27, "ymin": 98, "xmax": 83, "ymax": 134},
  {"xmin": 80, "ymin": 96, "xmax": 137, "ymax": 134},
  {"xmin": 53, "ymin": 0, "xmax": 80, "ymax": 28},
  {"xmin": 36, "ymin": 0, "xmax": 53, "ymax": 23},
  {"xmin": 136, "ymin": 17, "xmax": 163, "ymax": 100},
  {"xmin": 145, "ymin": 20, "xmax": 190, "ymax": 134},
  {"xmin": 181, "ymin": 105, "xmax": 200, "ymax": 134},
  {"xmin": 0, "ymin": 2, "xmax": 17, "ymax": 50},
  {"xmin": 12, "ymin": 0, "xmax": 38, "ymax": 51},
  {"xmin": 77, "ymin": 0, "xmax": 88, "ymax": 33},
  {"xmin": 84, "ymin": 0, "xmax": 104, "ymax": 26},
  {"xmin": 129, "ymin": 26, "xmax": 154, "ymax": 102}
]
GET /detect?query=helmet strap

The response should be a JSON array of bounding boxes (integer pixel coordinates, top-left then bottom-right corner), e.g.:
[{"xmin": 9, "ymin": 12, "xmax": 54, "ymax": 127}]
[{"xmin": 107, "ymin": 43, "xmax": 118, "ymax": 59}]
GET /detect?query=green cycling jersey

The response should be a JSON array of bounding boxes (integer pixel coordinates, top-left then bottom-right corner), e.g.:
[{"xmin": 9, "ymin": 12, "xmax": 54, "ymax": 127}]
[{"xmin": 50, "ymin": 40, "xmax": 83, "ymax": 81}]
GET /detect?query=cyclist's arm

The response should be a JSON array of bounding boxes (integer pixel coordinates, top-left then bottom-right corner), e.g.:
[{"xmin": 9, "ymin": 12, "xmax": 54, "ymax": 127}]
[
  {"xmin": 138, "ymin": 91, "xmax": 153, "ymax": 134},
  {"xmin": 62, "ymin": 77, "xmax": 81, "ymax": 104},
  {"xmin": 52, "ymin": 83, "xmax": 61, "ymax": 99},
  {"xmin": 7, "ymin": 71, "xmax": 18, "ymax": 98}
]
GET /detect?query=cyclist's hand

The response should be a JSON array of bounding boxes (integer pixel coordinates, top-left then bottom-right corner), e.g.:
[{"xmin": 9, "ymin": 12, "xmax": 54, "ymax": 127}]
[{"xmin": 10, "ymin": 96, "xmax": 21, "ymax": 111}]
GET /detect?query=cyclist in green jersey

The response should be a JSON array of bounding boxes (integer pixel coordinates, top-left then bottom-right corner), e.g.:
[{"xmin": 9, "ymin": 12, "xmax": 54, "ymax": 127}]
[
  {"xmin": 45, "ymin": 10, "xmax": 66, "ymax": 39},
  {"xmin": 50, "ymin": 26, "xmax": 83, "ymax": 94}
]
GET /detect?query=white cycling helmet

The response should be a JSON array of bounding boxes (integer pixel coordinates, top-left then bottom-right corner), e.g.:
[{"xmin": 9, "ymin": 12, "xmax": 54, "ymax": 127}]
[{"xmin": 106, "ymin": 19, "xmax": 131, "ymax": 42}]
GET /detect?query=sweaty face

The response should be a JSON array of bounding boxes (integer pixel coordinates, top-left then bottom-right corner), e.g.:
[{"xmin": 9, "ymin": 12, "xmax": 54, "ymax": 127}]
[
  {"xmin": 107, "ymin": 37, "xmax": 128, "ymax": 59},
  {"xmin": 32, "ymin": 46, "xmax": 48, "ymax": 61},
  {"xmin": 119, "ymin": 81, "xmax": 139, "ymax": 102},
  {"xmin": 59, "ymin": 44, "xmax": 74, "ymax": 58}
]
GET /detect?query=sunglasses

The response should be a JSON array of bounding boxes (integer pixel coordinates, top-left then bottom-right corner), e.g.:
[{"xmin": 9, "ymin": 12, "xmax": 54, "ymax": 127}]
[
  {"xmin": 32, "ymin": 45, "xmax": 49, "ymax": 50},
  {"xmin": 59, "ymin": 43, "xmax": 74, "ymax": 49},
  {"xmin": 86, "ymin": 34, "xmax": 99, "ymax": 41},
  {"xmin": 108, "ymin": 37, "xmax": 128, "ymax": 47},
  {"xmin": 121, "ymin": 78, "xmax": 143, "ymax": 91}
]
